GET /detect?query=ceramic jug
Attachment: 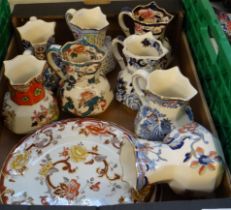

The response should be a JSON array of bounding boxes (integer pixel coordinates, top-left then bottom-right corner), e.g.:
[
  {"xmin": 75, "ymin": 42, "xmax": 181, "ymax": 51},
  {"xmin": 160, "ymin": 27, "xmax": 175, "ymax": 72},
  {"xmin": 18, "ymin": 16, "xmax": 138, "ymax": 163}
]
[
  {"xmin": 17, "ymin": 16, "xmax": 56, "ymax": 60},
  {"xmin": 2, "ymin": 53, "xmax": 59, "ymax": 134},
  {"xmin": 65, "ymin": 7, "xmax": 115, "ymax": 75},
  {"xmin": 118, "ymin": 2, "xmax": 174, "ymax": 68},
  {"xmin": 17, "ymin": 16, "xmax": 60, "ymax": 92},
  {"xmin": 112, "ymin": 32, "xmax": 168, "ymax": 110},
  {"xmin": 120, "ymin": 122, "xmax": 225, "ymax": 194},
  {"xmin": 132, "ymin": 67, "xmax": 198, "ymax": 141},
  {"xmin": 65, "ymin": 7, "xmax": 109, "ymax": 48},
  {"xmin": 47, "ymin": 39, "xmax": 113, "ymax": 117},
  {"xmin": 118, "ymin": 2, "xmax": 174, "ymax": 39}
]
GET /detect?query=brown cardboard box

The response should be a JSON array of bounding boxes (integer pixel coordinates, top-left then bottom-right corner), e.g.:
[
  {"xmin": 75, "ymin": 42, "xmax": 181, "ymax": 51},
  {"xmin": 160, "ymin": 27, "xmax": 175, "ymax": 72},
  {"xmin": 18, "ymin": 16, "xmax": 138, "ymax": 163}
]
[{"xmin": 0, "ymin": 1, "xmax": 231, "ymax": 208}]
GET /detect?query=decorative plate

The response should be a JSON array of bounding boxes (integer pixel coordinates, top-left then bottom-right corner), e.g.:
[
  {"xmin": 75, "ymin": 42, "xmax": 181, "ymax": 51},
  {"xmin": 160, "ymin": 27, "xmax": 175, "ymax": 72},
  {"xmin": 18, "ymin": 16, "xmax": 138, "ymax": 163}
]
[{"xmin": 0, "ymin": 118, "xmax": 135, "ymax": 206}]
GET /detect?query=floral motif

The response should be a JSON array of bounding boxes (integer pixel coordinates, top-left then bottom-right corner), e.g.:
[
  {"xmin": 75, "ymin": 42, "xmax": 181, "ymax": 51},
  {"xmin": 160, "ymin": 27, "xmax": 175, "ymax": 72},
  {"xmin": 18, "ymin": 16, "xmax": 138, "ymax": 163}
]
[
  {"xmin": 34, "ymin": 88, "xmax": 42, "ymax": 96},
  {"xmin": 69, "ymin": 145, "xmax": 89, "ymax": 162},
  {"xmin": 89, "ymin": 182, "xmax": 100, "ymax": 191},
  {"xmin": 125, "ymin": 92, "xmax": 141, "ymax": 111},
  {"xmin": 185, "ymin": 147, "xmax": 222, "ymax": 175},
  {"xmin": 78, "ymin": 90, "xmax": 107, "ymax": 117},
  {"xmin": 144, "ymin": 91, "xmax": 185, "ymax": 109},
  {"xmin": 53, "ymin": 178, "xmax": 80, "ymax": 201},
  {"xmin": 2, "ymin": 100, "xmax": 16, "ymax": 127},
  {"xmin": 136, "ymin": 141, "xmax": 167, "ymax": 172},
  {"xmin": 39, "ymin": 161, "xmax": 54, "ymax": 176},
  {"xmin": 62, "ymin": 96, "xmax": 75, "ymax": 113},
  {"xmin": 59, "ymin": 147, "xmax": 69, "ymax": 157},
  {"xmin": 133, "ymin": 2, "xmax": 173, "ymax": 24},
  {"xmin": 127, "ymin": 57, "xmax": 159, "ymax": 72},
  {"xmin": 31, "ymin": 100, "xmax": 59, "ymax": 127},
  {"xmin": 62, "ymin": 41, "xmax": 104, "ymax": 63},
  {"xmin": 126, "ymin": 2, "xmax": 173, "ymax": 38},
  {"xmin": 64, "ymin": 44, "xmax": 86, "ymax": 60},
  {"xmin": 179, "ymin": 122, "xmax": 197, "ymax": 133},
  {"xmin": 1, "ymin": 119, "xmax": 133, "ymax": 205},
  {"xmin": 164, "ymin": 123, "xmax": 206, "ymax": 150},
  {"xmin": 66, "ymin": 75, "xmax": 76, "ymax": 91},
  {"xmin": 79, "ymin": 122, "xmax": 115, "ymax": 138},
  {"xmin": 116, "ymin": 78, "xmax": 127, "ymax": 102},
  {"xmin": 134, "ymin": 23, "xmax": 143, "ymax": 34},
  {"xmin": 136, "ymin": 8, "xmax": 155, "ymax": 22},
  {"xmin": 115, "ymin": 76, "xmax": 141, "ymax": 111},
  {"xmin": 164, "ymin": 123, "xmax": 223, "ymax": 175},
  {"xmin": 10, "ymin": 151, "xmax": 30, "ymax": 174},
  {"xmin": 141, "ymin": 38, "xmax": 163, "ymax": 55},
  {"xmin": 135, "ymin": 106, "xmax": 172, "ymax": 141}
]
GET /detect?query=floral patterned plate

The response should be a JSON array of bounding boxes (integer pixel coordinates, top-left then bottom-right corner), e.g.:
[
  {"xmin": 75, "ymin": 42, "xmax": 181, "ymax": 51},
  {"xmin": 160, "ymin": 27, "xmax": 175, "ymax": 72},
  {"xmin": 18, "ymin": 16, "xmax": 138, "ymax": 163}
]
[{"xmin": 0, "ymin": 118, "xmax": 135, "ymax": 206}]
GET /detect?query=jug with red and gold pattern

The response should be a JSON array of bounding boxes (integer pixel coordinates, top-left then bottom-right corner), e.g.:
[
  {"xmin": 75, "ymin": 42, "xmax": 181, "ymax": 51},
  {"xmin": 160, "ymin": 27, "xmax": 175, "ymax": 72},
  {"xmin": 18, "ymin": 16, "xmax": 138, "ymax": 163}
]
[{"xmin": 2, "ymin": 53, "xmax": 59, "ymax": 134}]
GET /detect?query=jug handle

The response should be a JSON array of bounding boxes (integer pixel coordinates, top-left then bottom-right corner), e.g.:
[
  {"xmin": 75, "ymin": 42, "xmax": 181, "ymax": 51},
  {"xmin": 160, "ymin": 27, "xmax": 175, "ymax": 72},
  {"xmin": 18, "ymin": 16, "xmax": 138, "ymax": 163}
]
[
  {"xmin": 112, "ymin": 37, "xmax": 126, "ymax": 70},
  {"xmin": 132, "ymin": 70, "xmax": 149, "ymax": 105},
  {"xmin": 118, "ymin": 9, "xmax": 133, "ymax": 36},
  {"xmin": 47, "ymin": 44, "xmax": 66, "ymax": 82},
  {"xmin": 65, "ymin": 8, "xmax": 76, "ymax": 28}
]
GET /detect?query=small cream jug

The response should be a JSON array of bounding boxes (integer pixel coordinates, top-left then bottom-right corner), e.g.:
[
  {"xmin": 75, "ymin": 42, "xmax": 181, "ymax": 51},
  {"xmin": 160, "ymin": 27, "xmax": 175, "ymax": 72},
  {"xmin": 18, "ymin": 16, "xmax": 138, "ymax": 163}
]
[
  {"xmin": 2, "ymin": 53, "xmax": 59, "ymax": 134},
  {"xmin": 47, "ymin": 39, "xmax": 113, "ymax": 117},
  {"xmin": 120, "ymin": 122, "xmax": 225, "ymax": 194},
  {"xmin": 132, "ymin": 66, "xmax": 198, "ymax": 141},
  {"xmin": 17, "ymin": 16, "xmax": 56, "ymax": 60}
]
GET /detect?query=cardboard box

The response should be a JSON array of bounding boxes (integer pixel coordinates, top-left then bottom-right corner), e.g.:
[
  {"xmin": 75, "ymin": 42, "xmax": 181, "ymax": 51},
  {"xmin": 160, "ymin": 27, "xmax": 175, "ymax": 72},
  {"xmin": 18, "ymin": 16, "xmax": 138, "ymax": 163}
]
[{"xmin": 0, "ymin": 0, "xmax": 231, "ymax": 208}]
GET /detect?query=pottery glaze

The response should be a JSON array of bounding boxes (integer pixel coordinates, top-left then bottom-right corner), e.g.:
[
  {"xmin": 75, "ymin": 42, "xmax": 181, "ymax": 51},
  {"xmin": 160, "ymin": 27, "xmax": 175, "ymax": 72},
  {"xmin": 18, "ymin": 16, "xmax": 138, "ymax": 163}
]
[
  {"xmin": 47, "ymin": 39, "xmax": 113, "ymax": 117},
  {"xmin": 2, "ymin": 54, "xmax": 59, "ymax": 134},
  {"xmin": 118, "ymin": 2, "xmax": 174, "ymax": 39},
  {"xmin": 120, "ymin": 122, "xmax": 225, "ymax": 194},
  {"xmin": 0, "ymin": 119, "xmax": 135, "ymax": 205},
  {"xmin": 65, "ymin": 7, "xmax": 109, "ymax": 48},
  {"xmin": 132, "ymin": 66, "xmax": 197, "ymax": 141},
  {"xmin": 112, "ymin": 32, "xmax": 168, "ymax": 110},
  {"xmin": 112, "ymin": 32, "xmax": 168, "ymax": 72},
  {"xmin": 17, "ymin": 16, "xmax": 60, "ymax": 92},
  {"xmin": 65, "ymin": 7, "xmax": 115, "ymax": 74},
  {"xmin": 17, "ymin": 16, "xmax": 56, "ymax": 60}
]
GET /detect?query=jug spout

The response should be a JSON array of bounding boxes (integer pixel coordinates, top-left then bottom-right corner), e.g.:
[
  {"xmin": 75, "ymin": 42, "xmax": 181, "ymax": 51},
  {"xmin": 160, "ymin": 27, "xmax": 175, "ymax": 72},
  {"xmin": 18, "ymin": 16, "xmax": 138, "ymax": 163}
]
[
  {"xmin": 17, "ymin": 16, "xmax": 56, "ymax": 46},
  {"xmin": 4, "ymin": 54, "xmax": 46, "ymax": 86},
  {"xmin": 67, "ymin": 6, "xmax": 109, "ymax": 30},
  {"xmin": 133, "ymin": 66, "xmax": 198, "ymax": 104}
]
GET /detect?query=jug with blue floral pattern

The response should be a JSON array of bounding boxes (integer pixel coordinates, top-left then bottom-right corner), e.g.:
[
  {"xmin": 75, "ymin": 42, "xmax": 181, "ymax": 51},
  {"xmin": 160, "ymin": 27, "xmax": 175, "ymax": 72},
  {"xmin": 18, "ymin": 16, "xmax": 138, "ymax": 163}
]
[{"xmin": 132, "ymin": 66, "xmax": 197, "ymax": 141}]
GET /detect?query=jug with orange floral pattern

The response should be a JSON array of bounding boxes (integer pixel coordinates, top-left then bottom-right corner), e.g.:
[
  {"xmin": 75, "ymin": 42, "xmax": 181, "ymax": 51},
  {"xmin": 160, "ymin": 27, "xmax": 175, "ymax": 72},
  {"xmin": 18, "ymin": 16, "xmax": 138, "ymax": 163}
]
[{"xmin": 47, "ymin": 39, "xmax": 113, "ymax": 117}]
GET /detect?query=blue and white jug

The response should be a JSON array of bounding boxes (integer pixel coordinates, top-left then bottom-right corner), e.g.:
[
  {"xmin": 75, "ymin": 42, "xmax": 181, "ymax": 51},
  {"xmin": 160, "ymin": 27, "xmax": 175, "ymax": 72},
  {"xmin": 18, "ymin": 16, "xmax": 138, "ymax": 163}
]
[{"xmin": 132, "ymin": 66, "xmax": 197, "ymax": 141}]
